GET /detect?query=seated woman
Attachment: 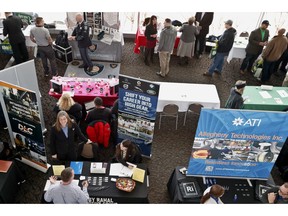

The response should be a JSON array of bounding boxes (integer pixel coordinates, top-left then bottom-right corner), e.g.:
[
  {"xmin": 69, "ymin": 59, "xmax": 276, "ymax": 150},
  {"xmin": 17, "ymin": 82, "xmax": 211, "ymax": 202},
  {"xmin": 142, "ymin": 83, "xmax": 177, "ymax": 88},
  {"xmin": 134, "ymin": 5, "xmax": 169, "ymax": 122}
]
[
  {"xmin": 114, "ymin": 140, "xmax": 142, "ymax": 166},
  {"xmin": 200, "ymin": 184, "xmax": 225, "ymax": 204},
  {"xmin": 50, "ymin": 111, "xmax": 91, "ymax": 161},
  {"xmin": 53, "ymin": 93, "xmax": 83, "ymax": 123}
]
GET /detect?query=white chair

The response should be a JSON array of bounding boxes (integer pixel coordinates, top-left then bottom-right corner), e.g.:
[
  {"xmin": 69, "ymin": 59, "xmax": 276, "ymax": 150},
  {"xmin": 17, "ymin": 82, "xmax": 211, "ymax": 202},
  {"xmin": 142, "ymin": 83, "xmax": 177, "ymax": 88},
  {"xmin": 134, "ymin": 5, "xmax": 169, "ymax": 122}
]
[
  {"xmin": 183, "ymin": 103, "xmax": 203, "ymax": 126},
  {"xmin": 159, "ymin": 104, "xmax": 179, "ymax": 130}
]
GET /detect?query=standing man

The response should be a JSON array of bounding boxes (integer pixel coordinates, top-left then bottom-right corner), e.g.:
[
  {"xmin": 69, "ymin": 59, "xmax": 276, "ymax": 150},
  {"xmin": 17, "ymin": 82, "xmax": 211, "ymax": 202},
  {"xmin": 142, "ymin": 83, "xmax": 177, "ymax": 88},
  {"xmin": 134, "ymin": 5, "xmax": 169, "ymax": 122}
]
[
  {"xmin": 69, "ymin": 14, "xmax": 94, "ymax": 72},
  {"xmin": 44, "ymin": 167, "xmax": 89, "ymax": 204},
  {"xmin": 156, "ymin": 18, "xmax": 177, "ymax": 78},
  {"xmin": 240, "ymin": 20, "xmax": 270, "ymax": 74},
  {"xmin": 204, "ymin": 20, "xmax": 236, "ymax": 77},
  {"xmin": 3, "ymin": 12, "xmax": 29, "ymax": 65},
  {"xmin": 195, "ymin": 12, "xmax": 214, "ymax": 59},
  {"xmin": 261, "ymin": 28, "xmax": 288, "ymax": 83},
  {"xmin": 30, "ymin": 17, "xmax": 58, "ymax": 77}
]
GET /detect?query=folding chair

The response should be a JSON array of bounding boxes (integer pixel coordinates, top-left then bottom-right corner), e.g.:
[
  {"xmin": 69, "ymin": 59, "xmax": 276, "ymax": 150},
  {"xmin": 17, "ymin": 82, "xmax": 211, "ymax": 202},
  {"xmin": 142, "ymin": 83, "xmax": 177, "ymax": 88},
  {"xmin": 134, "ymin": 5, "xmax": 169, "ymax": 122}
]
[
  {"xmin": 183, "ymin": 103, "xmax": 203, "ymax": 126},
  {"xmin": 159, "ymin": 104, "xmax": 179, "ymax": 130}
]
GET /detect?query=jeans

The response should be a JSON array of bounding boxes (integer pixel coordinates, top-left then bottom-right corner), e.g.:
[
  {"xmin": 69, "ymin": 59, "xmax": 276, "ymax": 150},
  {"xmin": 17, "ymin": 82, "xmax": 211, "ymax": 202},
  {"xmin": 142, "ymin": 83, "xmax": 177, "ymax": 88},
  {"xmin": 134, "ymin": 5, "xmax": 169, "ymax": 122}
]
[
  {"xmin": 261, "ymin": 60, "xmax": 276, "ymax": 82},
  {"xmin": 38, "ymin": 45, "xmax": 57, "ymax": 75},
  {"xmin": 208, "ymin": 52, "xmax": 228, "ymax": 74},
  {"xmin": 240, "ymin": 52, "xmax": 260, "ymax": 71},
  {"xmin": 159, "ymin": 51, "xmax": 171, "ymax": 76},
  {"xmin": 79, "ymin": 47, "xmax": 93, "ymax": 68}
]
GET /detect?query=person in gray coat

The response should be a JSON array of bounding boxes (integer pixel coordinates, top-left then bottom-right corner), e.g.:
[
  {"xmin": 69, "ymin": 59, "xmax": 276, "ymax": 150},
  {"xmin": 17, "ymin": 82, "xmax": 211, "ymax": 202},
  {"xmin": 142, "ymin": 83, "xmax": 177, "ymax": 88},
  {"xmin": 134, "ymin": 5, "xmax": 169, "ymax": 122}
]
[
  {"xmin": 156, "ymin": 18, "xmax": 177, "ymax": 78},
  {"xmin": 177, "ymin": 16, "xmax": 200, "ymax": 65},
  {"xmin": 240, "ymin": 20, "xmax": 270, "ymax": 74}
]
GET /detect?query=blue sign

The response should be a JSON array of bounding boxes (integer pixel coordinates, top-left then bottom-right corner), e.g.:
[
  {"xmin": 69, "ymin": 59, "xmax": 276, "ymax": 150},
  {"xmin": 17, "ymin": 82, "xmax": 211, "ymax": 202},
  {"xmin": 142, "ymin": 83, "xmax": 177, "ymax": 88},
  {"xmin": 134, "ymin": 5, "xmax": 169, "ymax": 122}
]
[
  {"xmin": 187, "ymin": 109, "xmax": 288, "ymax": 179},
  {"xmin": 118, "ymin": 75, "xmax": 160, "ymax": 157}
]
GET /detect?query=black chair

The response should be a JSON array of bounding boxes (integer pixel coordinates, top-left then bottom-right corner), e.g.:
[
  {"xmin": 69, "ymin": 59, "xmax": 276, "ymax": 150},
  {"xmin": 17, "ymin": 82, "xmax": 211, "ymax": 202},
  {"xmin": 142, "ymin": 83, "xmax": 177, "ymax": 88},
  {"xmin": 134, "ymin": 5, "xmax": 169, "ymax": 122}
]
[
  {"xmin": 183, "ymin": 103, "xmax": 203, "ymax": 126},
  {"xmin": 159, "ymin": 104, "xmax": 179, "ymax": 130}
]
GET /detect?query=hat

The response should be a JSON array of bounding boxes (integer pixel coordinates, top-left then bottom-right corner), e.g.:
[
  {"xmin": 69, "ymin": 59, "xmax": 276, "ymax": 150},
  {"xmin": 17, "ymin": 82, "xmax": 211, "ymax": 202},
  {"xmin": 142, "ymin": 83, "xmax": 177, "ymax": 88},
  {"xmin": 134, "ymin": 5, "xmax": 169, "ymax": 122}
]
[
  {"xmin": 224, "ymin": 19, "xmax": 233, "ymax": 26},
  {"xmin": 235, "ymin": 80, "xmax": 246, "ymax": 89},
  {"xmin": 262, "ymin": 20, "xmax": 270, "ymax": 26}
]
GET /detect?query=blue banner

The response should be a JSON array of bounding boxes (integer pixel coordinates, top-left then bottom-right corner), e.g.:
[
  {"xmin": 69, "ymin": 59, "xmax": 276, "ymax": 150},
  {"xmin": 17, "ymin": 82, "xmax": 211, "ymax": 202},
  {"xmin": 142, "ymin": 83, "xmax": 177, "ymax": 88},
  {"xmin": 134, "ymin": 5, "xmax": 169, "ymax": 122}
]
[
  {"xmin": 118, "ymin": 75, "xmax": 159, "ymax": 157},
  {"xmin": 187, "ymin": 109, "xmax": 288, "ymax": 179}
]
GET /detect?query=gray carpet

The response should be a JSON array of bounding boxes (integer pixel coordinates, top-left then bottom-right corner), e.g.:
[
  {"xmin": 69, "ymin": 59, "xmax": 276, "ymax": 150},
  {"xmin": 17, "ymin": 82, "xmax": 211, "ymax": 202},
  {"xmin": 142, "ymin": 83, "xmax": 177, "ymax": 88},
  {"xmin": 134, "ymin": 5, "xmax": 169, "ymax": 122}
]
[{"xmin": 0, "ymin": 38, "xmax": 285, "ymax": 203}]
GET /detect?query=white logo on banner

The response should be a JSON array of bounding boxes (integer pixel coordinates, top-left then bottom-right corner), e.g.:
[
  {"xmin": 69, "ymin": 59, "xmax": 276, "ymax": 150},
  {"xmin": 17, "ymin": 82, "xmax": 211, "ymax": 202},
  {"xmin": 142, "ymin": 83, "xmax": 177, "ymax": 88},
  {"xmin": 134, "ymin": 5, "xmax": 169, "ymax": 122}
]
[{"xmin": 232, "ymin": 117, "xmax": 262, "ymax": 127}]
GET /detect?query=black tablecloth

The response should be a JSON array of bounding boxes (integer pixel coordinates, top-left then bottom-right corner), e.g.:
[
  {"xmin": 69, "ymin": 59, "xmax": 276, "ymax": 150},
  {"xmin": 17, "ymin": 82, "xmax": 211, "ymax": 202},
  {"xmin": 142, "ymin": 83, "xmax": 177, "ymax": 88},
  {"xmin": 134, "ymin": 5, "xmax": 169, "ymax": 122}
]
[
  {"xmin": 167, "ymin": 166, "xmax": 262, "ymax": 204},
  {"xmin": 0, "ymin": 161, "xmax": 23, "ymax": 203},
  {"xmin": 44, "ymin": 162, "xmax": 148, "ymax": 204}
]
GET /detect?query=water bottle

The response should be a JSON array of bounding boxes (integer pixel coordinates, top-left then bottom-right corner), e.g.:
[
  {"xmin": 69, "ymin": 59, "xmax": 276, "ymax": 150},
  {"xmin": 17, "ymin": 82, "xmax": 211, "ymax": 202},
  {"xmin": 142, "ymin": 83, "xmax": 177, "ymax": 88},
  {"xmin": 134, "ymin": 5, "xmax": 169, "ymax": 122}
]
[{"xmin": 233, "ymin": 194, "xmax": 238, "ymax": 203}]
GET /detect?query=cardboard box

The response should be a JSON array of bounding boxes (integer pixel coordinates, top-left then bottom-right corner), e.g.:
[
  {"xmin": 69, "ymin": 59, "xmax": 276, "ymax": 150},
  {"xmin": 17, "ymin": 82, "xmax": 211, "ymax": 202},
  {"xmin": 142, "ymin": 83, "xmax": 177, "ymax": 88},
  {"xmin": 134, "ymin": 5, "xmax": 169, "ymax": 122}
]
[{"xmin": 53, "ymin": 44, "xmax": 73, "ymax": 64}]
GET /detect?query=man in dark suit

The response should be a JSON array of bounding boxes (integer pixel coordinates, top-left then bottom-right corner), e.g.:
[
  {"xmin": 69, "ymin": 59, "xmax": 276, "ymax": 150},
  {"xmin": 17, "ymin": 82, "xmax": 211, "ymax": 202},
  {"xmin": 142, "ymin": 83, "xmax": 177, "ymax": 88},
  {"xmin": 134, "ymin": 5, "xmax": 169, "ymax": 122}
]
[
  {"xmin": 240, "ymin": 20, "xmax": 270, "ymax": 74},
  {"xmin": 3, "ymin": 12, "xmax": 29, "ymax": 64},
  {"xmin": 195, "ymin": 12, "xmax": 214, "ymax": 59}
]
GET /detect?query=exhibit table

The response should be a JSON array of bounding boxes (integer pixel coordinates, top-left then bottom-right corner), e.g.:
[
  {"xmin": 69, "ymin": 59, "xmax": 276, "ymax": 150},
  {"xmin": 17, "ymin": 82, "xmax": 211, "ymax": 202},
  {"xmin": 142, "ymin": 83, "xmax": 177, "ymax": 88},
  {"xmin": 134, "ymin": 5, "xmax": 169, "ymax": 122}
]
[
  {"xmin": 0, "ymin": 161, "xmax": 23, "ymax": 203},
  {"xmin": 69, "ymin": 33, "xmax": 124, "ymax": 63},
  {"xmin": 167, "ymin": 166, "xmax": 261, "ymax": 204},
  {"xmin": 134, "ymin": 27, "xmax": 180, "ymax": 54},
  {"xmin": 44, "ymin": 162, "xmax": 149, "ymax": 204},
  {"xmin": 156, "ymin": 82, "xmax": 220, "ymax": 112},
  {"xmin": 49, "ymin": 76, "xmax": 118, "ymax": 106},
  {"xmin": 243, "ymin": 86, "xmax": 288, "ymax": 111},
  {"xmin": 227, "ymin": 37, "xmax": 248, "ymax": 63}
]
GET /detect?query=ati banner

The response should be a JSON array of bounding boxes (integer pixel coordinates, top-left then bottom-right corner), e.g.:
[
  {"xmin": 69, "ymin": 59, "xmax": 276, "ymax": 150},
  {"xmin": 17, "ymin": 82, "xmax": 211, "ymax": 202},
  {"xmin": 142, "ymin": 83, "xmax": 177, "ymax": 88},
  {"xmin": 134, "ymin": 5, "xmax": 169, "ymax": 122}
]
[
  {"xmin": 118, "ymin": 75, "xmax": 160, "ymax": 157},
  {"xmin": 187, "ymin": 109, "xmax": 288, "ymax": 179},
  {"xmin": 0, "ymin": 81, "xmax": 48, "ymax": 170}
]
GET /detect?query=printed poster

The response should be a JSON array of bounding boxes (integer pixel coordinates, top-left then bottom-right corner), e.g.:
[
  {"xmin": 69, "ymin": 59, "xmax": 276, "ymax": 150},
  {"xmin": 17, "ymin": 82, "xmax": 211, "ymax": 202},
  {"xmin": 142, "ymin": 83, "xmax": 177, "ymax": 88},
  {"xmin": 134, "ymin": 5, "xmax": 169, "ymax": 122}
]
[
  {"xmin": 0, "ymin": 81, "xmax": 48, "ymax": 170},
  {"xmin": 118, "ymin": 75, "xmax": 160, "ymax": 157},
  {"xmin": 187, "ymin": 108, "xmax": 288, "ymax": 179}
]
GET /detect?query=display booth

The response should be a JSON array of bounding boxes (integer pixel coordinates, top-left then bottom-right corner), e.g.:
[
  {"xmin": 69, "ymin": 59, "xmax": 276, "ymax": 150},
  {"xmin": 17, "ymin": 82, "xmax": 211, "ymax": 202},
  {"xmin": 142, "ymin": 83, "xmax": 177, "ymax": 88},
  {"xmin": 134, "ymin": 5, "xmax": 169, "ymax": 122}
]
[
  {"xmin": 42, "ymin": 161, "xmax": 148, "ymax": 204},
  {"xmin": 166, "ymin": 108, "xmax": 288, "ymax": 203},
  {"xmin": 0, "ymin": 60, "xmax": 48, "ymax": 173},
  {"xmin": 49, "ymin": 76, "xmax": 119, "ymax": 106},
  {"xmin": 243, "ymin": 86, "xmax": 288, "ymax": 111}
]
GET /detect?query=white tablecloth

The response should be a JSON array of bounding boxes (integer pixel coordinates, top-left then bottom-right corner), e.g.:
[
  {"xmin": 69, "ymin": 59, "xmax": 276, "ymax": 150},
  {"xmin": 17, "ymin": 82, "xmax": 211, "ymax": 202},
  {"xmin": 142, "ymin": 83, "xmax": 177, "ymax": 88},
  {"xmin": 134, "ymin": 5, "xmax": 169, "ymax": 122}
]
[
  {"xmin": 227, "ymin": 37, "xmax": 248, "ymax": 63},
  {"xmin": 156, "ymin": 82, "xmax": 220, "ymax": 112}
]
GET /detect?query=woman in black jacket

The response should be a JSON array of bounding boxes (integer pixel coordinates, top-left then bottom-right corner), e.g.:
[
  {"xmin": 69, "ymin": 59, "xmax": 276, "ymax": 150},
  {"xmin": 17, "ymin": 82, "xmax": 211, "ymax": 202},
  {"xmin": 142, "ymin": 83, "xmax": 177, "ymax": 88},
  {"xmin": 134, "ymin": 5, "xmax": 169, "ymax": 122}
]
[
  {"xmin": 50, "ymin": 111, "xmax": 90, "ymax": 161},
  {"xmin": 53, "ymin": 93, "xmax": 83, "ymax": 123},
  {"xmin": 144, "ymin": 15, "xmax": 158, "ymax": 66},
  {"xmin": 115, "ymin": 140, "xmax": 142, "ymax": 166}
]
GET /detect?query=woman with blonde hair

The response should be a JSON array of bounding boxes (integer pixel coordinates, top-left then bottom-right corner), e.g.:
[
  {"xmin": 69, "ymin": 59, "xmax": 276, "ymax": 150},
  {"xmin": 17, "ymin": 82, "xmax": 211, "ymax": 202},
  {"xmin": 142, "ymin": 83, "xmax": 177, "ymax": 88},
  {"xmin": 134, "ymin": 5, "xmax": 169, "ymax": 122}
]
[
  {"xmin": 54, "ymin": 93, "xmax": 82, "ymax": 123},
  {"xmin": 200, "ymin": 184, "xmax": 225, "ymax": 204},
  {"xmin": 50, "ymin": 111, "xmax": 91, "ymax": 161},
  {"xmin": 177, "ymin": 16, "xmax": 200, "ymax": 65}
]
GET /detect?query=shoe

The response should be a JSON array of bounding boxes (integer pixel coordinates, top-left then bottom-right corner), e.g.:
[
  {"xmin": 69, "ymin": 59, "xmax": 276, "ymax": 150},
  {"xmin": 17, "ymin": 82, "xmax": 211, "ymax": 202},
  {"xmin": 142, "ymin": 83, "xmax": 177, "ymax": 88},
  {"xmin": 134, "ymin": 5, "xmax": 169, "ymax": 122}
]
[
  {"xmin": 240, "ymin": 70, "xmax": 245, "ymax": 74},
  {"xmin": 156, "ymin": 72, "xmax": 165, "ymax": 77},
  {"xmin": 44, "ymin": 74, "xmax": 49, "ymax": 77},
  {"xmin": 203, "ymin": 72, "xmax": 212, "ymax": 77},
  {"xmin": 88, "ymin": 66, "xmax": 93, "ymax": 72},
  {"xmin": 78, "ymin": 64, "xmax": 85, "ymax": 68},
  {"xmin": 144, "ymin": 61, "xmax": 150, "ymax": 66},
  {"xmin": 214, "ymin": 70, "xmax": 221, "ymax": 75}
]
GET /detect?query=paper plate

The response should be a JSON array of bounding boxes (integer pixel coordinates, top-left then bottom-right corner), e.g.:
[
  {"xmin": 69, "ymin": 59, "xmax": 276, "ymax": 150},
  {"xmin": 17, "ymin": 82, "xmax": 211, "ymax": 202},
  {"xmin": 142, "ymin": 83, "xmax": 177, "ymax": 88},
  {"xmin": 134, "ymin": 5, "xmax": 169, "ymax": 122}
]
[{"xmin": 116, "ymin": 178, "xmax": 136, "ymax": 192}]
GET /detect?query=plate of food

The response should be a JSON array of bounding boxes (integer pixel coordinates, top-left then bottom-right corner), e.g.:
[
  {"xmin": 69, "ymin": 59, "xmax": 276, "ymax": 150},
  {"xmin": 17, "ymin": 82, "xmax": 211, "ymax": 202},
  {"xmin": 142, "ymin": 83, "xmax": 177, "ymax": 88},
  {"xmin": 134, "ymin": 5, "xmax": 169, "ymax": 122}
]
[{"xmin": 116, "ymin": 178, "xmax": 136, "ymax": 192}]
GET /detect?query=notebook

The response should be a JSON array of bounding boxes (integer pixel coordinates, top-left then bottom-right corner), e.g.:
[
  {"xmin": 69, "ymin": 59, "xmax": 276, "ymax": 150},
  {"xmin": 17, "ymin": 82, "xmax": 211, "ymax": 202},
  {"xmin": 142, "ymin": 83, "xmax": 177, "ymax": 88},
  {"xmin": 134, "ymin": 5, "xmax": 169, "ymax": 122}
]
[
  {"xmin": 70, "ymin": 161, "xmax": 83, "ymax": 175},
  {"xmin": 0, "ymin": 160, "xmax": 12, "ymax": 173}
]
